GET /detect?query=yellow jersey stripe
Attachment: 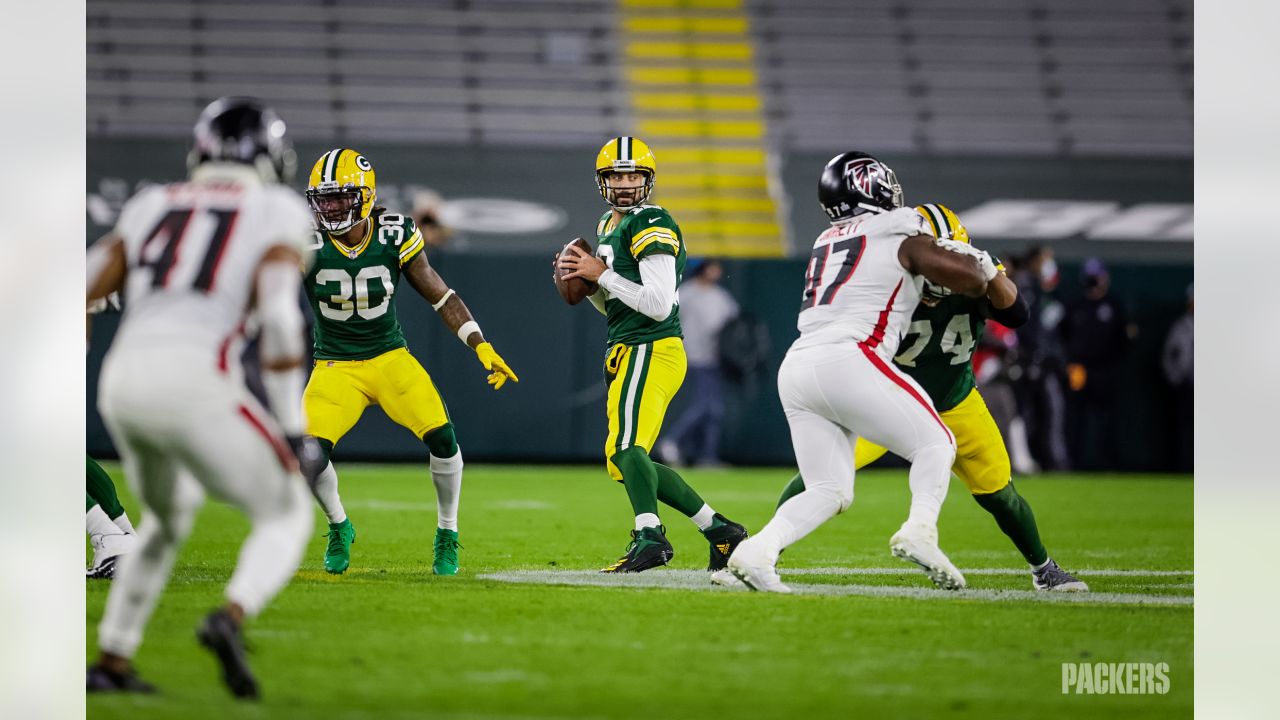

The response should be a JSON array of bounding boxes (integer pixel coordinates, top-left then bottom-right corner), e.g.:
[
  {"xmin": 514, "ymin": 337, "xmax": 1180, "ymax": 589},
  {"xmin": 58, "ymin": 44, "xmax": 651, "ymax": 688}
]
[
  {"xmin": 630, "ymin": 226, "xmax": 679, "ymax": 251},
  {"xmin": 398, "ymin": 236, "xmax": 425, "ymax": 266},
  {"xmin": 329, "ymin": 231, "xmax": 371, "ymax": 259},
  {"xmin": 633, "ymin": 234, "xmax": 681, "ymax": 255}
]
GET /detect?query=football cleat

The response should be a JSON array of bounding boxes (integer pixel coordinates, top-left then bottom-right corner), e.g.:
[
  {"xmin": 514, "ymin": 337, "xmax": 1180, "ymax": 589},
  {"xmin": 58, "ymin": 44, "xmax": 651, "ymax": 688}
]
[
  {"xmin": 599, "ymin": 525, "xmax": 673, "ymax": 573},
  {"xmin": 709, "ymin": 568, "xmax": 745, "ymax": 589},
  {"xmin": 87, "ymin": 531, "xmax": 137, "ymax": 580},
  {"xmin": 432, "ymin": 528, "xmax": 462, "ymax": 576},
  {"xmin": 86, "ymin": 663, "xmax": 156, "ymax": 694},
  {"xmin": 196, "ymin": 609, "xmax": 259, "ymax": 700},
  {"xmin": 889, "ymin": 522, "xmax": 966, "ymax": 590},
  {"xmin": 702, "ymin": 514, "xmax": 749, "ymax": 572},
  {"xmin": 726, "ymin": 538, "xmax": 791, "ymax": 594},
  {"xmin": 1032, "ymin": 559, "xmax": 1089, "ymax": 592},
  {"xmin": 323, "ymin": 518, "xmax": 356, "ymax": 574}
]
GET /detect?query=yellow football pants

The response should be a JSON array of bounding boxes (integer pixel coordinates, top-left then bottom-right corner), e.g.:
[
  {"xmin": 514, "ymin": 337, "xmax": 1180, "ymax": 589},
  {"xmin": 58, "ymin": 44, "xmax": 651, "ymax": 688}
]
[
  {"xmin": 303, "ymin": 347, "xmax": 450, "ymax": 445},
  {"xmin": 603, "ymin": 337, "xmax": 687, "ymax": 481},
  {"xmin": 854, "ymin": 387, "xmax": 1011, "ymax": 494}
]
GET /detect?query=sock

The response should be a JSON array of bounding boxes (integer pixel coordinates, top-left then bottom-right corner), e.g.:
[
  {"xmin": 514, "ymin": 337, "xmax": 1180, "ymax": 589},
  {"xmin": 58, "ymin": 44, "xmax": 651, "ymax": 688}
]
[
  {"xmin": 112, "ymin": 513, "xmax": 136, "ymax": 535},
  {"xmin": 312, "ymin": 462, "xmax": 347, "ymax": 524},
  {"xmin": 429, "ymin": 449, "xmax": 463, "ymax": 532},
  {"xmin": 654, "ymin": 462, "xmax": 706, "ymax": 517},
  {"xmin": 972, "ymin": 482, "xmax": 1049, "ymax": 566},
  {"xmin": 634, "ymin": 513, "xmax": 661, "ymax": 531},
  {"xmin": 86, "ymin": 456, "xmax": 128, "ymax": 520},
  {"xmin": 1031, "ymin": 557, "xmax": 1052, "ymax": 572},
  {"xmin": 904, "ymin": 444, "xmax": 953, "ymax": 528},
  {"xmin": 612, "ymin": 447, "xmax": 660, "ymax": 518},
  {"xmin": 690, "ymin": 504, "xmax": 716, "ymax": 531},
  {"xmin": 776, "ymin": 473, "xmax": 805, "ymax": 509},
  {"xmin": 87, "ymin": 503, "xmax": 125, "ymax": 539}
]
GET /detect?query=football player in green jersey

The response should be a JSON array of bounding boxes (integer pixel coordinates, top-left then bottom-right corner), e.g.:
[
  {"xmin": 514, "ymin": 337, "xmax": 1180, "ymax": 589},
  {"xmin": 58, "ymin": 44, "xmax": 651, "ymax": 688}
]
[
  {"xmin": 301, "ymin": 148, "xmax": 518, "ymax": 575},
  {"xmin": 773, "ymin": 204, "xmax": 1086, "ymax": 591},
  {"xmin": 557, "ymin": 136, "xmax": 749, "ymax": 573}
]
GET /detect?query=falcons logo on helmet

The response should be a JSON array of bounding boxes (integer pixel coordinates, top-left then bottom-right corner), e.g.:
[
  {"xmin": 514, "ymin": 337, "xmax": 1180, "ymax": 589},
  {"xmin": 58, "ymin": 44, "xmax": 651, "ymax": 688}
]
[{"xmin": 843, "ymin": 158, "xmax": 883, "ymax": 198}]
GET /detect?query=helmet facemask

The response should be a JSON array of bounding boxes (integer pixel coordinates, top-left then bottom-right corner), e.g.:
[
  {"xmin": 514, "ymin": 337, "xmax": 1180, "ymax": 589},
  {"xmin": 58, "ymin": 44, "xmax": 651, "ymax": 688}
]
[
  {"xmin": 597, "ymin": 165, "xmax": 654, "ymax": 209},
  {"xmin": 307, "ymin": 182, "xmax": 373, "ymax": 234}
]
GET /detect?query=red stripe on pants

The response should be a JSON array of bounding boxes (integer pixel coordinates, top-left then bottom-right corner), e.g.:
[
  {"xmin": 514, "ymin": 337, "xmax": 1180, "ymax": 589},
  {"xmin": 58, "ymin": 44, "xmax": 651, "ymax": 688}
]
[{"xmin": 857, "ymin": 342, "xmax": 954, "ymax": 445}]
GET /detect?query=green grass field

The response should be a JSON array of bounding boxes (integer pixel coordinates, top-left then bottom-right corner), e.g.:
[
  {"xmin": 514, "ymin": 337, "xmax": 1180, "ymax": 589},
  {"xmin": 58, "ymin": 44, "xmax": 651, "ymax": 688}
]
[{"xmin": 87, "ymin": 464, "xmax": 1192, "ymax": 719}]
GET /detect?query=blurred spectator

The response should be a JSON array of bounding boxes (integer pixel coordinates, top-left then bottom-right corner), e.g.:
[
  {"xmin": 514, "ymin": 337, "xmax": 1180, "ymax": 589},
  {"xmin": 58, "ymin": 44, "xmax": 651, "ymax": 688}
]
[
  {"xmin": 973, "ymin": 316, "xmax": 1039, "ymax": 476},
  {"xmin": 1011, "ymin": 246, "xmax": 1070, "ymax": 471},
  {"xmin": 1061, "ymin": 257, "xmax": 1138, "ymax": 471},
  {"xmin": 1162, "ymin": 284, "xmax": 1193, "ymax": 473},
  {"xmin": 411, "ymin": 189, "xmax": 454, "ymax": 250},
  {"xmin": 659, "ymin": 259, "xmax": 738, "ymax": 467}
]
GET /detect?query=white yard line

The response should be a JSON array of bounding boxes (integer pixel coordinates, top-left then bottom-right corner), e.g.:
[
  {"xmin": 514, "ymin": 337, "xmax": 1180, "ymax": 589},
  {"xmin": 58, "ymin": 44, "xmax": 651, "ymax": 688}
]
[
  {"xmin": 782, "ymin": 567, "xmax": 1193, "ymax": 577},
  {"xmin": 478, "ymin": 569, "xmax": 1193, "ymax": 607}
]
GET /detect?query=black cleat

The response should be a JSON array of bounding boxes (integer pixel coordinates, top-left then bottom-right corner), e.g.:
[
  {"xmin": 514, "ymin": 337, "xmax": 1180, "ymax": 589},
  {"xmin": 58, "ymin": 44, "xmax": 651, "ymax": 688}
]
[
  {"xmin": 599, "ymin": 526, "xmax": 674, "ymax": 573},
  {"xmin": 1032, "ymin": 559, "xmax": 1089, "ymax": 592},
  {"xmin": 702, "ymin": 514, "xmax": 749, "ymax": 572},
  {"xmin": 196, "ymin": 609, "xmax": 259, "ymax": 699},
  {"xmin": 87, "ymin": 663, "xmax": 156, "ymax": 694},
  {"xmin": 86, "ymin": 555, "xmax": 120, "ymax": 580}
]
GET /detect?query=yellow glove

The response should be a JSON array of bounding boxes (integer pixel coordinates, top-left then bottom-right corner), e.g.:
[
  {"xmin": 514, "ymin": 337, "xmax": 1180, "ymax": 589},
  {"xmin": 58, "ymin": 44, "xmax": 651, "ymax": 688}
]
[{"xmin": 475, "ymin": 342, "xmax": 518, "ymax": 390}]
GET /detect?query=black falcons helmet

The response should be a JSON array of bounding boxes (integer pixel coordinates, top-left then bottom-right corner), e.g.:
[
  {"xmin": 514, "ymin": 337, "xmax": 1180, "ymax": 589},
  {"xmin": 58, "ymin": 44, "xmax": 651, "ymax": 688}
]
[
  {"xmin": 817, "ymin": 151, "xmax": 904, "ymax": 222},
  {"xmin": 188, "ymin": 96, "xmax": 296, "ymax": 183}
]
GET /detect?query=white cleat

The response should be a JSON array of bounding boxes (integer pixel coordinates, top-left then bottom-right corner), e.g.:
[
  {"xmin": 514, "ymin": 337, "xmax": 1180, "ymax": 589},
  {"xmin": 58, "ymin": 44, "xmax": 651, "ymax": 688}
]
[
  {"xmin": 87, "ymin": 531, "xmax": 137, "ymax": 579},
  {"xmin": 889, "ymin": 522, "xmax": 966, "ymax": 590},
  {"xmin": 726, "ymin": 539, "xmax": 792, "ymax": 594},
  {"xmin": 710, "ymin": 568, "xmax": 746, "ymax": 588}
]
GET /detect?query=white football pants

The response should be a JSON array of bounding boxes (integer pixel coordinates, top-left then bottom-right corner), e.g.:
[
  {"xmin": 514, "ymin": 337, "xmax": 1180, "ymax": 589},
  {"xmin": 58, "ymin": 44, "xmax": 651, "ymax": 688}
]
[
  {"xmin": 757, "ymin": 341, "xmax": 956, "ymax": 555},
  {"xmin": 96, "ymin": 346, "xmax": 312, "ymax": 659}
]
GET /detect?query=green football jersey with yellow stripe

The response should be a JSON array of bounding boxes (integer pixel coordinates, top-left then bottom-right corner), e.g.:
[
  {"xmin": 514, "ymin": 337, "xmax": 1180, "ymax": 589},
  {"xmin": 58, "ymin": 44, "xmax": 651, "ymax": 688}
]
[
  {"xmin": 306, "ymin": 206, "xmax": 426, "ymax": 360},
  {"xmin": 892, "ymin": 203, "xmax": 1004, "ymax": 412},
  {"xmin": 595, "ymin": 204, "xmax": 686, "ymax": 346}
]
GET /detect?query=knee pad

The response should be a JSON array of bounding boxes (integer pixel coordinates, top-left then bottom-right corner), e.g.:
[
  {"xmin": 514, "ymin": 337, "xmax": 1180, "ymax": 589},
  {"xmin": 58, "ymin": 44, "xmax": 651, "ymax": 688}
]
[
  {"xmin": 423, "ymin": 423, "xmax": 459, "ymax": 460},
  {"xmin": 299, "ymin": 437, "xmax": 333, "ymax": 482}
]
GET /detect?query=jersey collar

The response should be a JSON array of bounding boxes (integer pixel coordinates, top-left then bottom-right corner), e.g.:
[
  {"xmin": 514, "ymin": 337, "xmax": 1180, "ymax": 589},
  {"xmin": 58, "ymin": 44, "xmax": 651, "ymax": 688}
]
[{"xmin": 327, "ymin": 218, "xmax": 373, "ymax": 259}]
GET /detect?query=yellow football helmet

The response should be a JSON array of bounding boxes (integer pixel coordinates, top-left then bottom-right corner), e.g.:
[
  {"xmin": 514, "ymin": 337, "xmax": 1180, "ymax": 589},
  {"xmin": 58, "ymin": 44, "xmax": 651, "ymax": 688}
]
[
  {"xmin": 595, "ymin": 136, "xmax": 656, "ymax": 208},
  {"xmin": 307, "ymin": 148, "xmax": 377, "ymax": 233},
  {"xmin": 918, "ymin": 203, "xmax": 976, "ymax": 301}
]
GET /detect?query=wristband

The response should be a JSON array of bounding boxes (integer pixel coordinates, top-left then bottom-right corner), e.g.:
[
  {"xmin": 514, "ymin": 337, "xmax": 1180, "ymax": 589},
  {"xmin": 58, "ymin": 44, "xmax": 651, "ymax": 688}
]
[{"xmin": 457, "ymin": 320, "xmax": 481, "ymax": 344}]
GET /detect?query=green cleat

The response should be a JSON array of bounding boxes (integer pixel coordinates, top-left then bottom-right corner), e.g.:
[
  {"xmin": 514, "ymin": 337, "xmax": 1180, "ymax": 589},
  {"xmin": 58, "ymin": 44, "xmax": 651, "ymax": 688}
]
[
  {"xmin": 432, "ymin": 528, "xmax": 461, "ymax": 576},
  {"xmin": 324, "ymin": 519, "xmax": 356, "ymax": 574}
]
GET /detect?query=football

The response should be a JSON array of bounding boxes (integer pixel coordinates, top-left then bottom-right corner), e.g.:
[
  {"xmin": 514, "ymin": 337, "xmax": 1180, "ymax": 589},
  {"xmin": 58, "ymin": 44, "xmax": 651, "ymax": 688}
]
[{"xmin": 554, "ymin": 237, "xmax": 598, "ymax": 305}]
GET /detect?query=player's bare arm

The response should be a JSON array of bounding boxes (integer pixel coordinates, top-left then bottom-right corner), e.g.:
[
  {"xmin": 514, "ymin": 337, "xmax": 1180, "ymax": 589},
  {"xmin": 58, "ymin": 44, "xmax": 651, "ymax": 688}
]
[
  {"xmin": 898, "ymin": 234, "xmax": 989, "ymax": 297},
  {"xmin": 87, "ymin": 232, "xmax": 127, "ymax": 303},
  {"xmin": 402, "ymin": 252, "xmax": 519, "ymax": 389},
  {"xmin": 985, "ymin": 269, "xmax": 1030, "ymax": 328}
]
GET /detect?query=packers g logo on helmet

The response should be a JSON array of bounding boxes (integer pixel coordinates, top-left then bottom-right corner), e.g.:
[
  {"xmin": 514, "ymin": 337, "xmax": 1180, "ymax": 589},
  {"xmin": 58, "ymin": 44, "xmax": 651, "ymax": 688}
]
[
  {"xmin": 307, "ymin": 149, "xmax": 377, "ymax": 234},
  {"xmin": 596, "ymin": 137, "xmax": 656, "ymax": 208}
]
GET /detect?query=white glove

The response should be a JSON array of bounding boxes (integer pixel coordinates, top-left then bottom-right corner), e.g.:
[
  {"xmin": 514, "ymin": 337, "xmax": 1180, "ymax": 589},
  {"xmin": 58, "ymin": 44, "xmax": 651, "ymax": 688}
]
[
  {"xmin": 974, "ymin": 249, "xmax": 999, "ymax": 281},
  {"xmin": 936, "ymin": 239, "xmax": 998, "ymax": 281}
]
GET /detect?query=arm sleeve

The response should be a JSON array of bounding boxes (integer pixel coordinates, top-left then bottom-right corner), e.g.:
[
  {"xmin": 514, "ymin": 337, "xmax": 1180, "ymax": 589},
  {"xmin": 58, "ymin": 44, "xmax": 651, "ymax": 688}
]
[
  {"xmin": 988, "ymin": 293, "xmax": 1030, "ymax": 329},
  {"xmin": 585, "ymin": 287, "xmax": 608, "ymax": 315},
  {"xmin": 256, "ymin": 260, "xmax": 307, "ymax": 436},
  {"xmin": 597, "ymin": 254, "xmax": 677, "ymax": 322}
]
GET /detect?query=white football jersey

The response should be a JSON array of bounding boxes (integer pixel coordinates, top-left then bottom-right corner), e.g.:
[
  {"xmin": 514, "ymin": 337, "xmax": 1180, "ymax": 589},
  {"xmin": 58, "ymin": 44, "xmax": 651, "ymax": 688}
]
[
  {"xmin": 792, "ymin": 207, "xmax": 930, "ymax": 359},
  {"xmin": 109, "ymin": 164, "xmax": 314, "ymax": 365}
]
